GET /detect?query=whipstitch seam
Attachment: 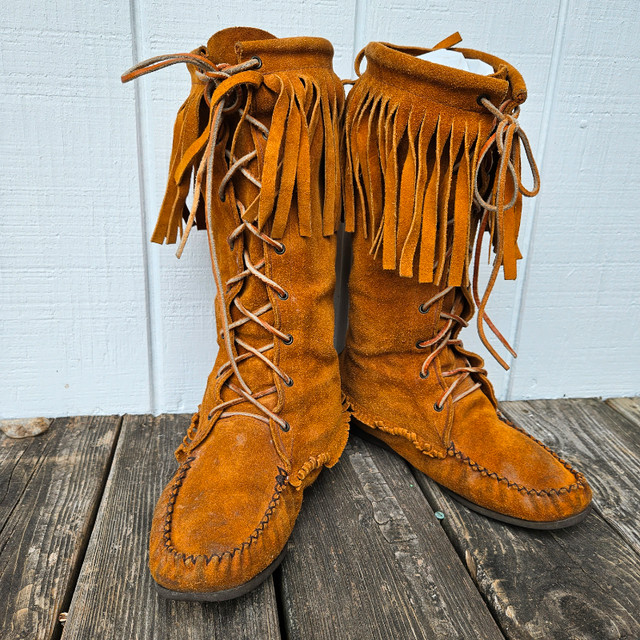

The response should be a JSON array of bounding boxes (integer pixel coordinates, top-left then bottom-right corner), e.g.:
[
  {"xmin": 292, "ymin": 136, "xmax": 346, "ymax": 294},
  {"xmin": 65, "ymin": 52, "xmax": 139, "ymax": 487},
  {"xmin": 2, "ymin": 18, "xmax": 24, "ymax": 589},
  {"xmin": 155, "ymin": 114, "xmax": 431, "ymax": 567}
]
[{"xmin": 162, "ymin": 457, "xmax": 287, "ymax": 565}]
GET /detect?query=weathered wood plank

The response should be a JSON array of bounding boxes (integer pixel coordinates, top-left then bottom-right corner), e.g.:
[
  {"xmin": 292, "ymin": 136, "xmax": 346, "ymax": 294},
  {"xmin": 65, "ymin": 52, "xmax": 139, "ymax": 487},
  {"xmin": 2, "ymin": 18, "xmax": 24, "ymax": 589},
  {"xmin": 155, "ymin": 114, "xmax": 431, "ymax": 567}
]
[
  {"xmin": 411, "ymin": 398, "xmax": 640, "ymax": 640},
  {"xmin": 61, "ymin": 414, "xmax": 281, "ymax": 640},
  {"xmin": 606, "ymin": 396, "xmax": 640, "ymax": 430},
  {"xmin": 279, "ymin": 435, "xmax": 504, "ymax": 640},
  {"xmin": 503, "ymin": 398, "xmax": 640, "ymax": 555},
  {"xmin": 0, "ymin": 416, "xmax": 121, "ymax": 640},
  {"xmin": 0, "ymin": 432, "xmax": 42, "ymax": 530}
]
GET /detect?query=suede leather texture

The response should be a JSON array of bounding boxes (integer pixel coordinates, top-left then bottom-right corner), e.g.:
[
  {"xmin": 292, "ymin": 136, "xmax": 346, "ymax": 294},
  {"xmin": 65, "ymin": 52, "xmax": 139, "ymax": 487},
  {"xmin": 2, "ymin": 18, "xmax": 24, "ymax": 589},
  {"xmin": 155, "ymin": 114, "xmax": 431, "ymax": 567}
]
[
  {"xmin": 148, "ymin": 28, "xmax": 348, "ymax": 595},
  {"xmin": 341, "ymin": 44, "xmax": 592, "ymax": 524},
  {"xmin": 343, "ymin": 40, "xmax": 532, "ymax": 290}
]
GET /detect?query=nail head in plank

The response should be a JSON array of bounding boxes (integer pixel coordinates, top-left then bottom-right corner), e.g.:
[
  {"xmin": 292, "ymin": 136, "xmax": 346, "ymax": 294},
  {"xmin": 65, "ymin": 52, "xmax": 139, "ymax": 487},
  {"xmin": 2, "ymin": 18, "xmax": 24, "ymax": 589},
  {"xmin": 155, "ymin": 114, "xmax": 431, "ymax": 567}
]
[
  {"xmin": 412, "ymin": 398, "xmax": 640, "ymax": 640},
  {"xmin": 279, "ymin": 436, "xmax": 504, "ymax": 640}
]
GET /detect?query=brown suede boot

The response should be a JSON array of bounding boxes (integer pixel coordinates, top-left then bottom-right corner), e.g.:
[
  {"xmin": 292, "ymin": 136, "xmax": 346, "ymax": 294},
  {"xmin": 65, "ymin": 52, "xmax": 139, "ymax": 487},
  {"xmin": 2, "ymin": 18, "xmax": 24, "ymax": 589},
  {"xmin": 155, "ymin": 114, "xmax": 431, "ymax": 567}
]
[
  {"xmin": 341, "ymin": 34, "xmax": 592, "ymax": 529},
  {"xmin": 122, "ymin": 27, "xmax": 349, "ymax": 600}
]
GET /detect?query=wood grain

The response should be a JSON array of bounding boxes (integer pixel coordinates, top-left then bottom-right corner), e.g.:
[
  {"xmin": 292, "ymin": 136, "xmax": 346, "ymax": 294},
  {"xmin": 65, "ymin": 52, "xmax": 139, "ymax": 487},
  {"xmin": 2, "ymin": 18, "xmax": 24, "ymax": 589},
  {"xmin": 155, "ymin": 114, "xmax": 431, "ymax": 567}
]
[
  {"xmin": 606, "ymin": 397, "xmax": 640, "ymax": 430},
  {"xmin": 502, "ymin": 398, "xmax": 640, "ymax": 554},
  {"xmin": 61, "ymin": 414, "xmax": 281, "ymax": 640},
  {"xmin": 279, "ymin": 435, "xmax": 504, "ymax": 640},
  {"xmin": 0, "ymin": 416, "xmax": 121, "ymax": 640},
  {"xmin": 412, "ymin": 398, "xmax": 640, "ymax": 640}
]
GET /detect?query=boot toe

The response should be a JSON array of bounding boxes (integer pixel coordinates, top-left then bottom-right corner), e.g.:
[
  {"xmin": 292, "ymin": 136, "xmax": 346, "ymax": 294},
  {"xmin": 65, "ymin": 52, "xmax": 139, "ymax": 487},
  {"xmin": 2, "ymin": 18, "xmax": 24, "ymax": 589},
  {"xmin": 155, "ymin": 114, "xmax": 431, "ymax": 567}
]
[
  {"xmin": 448, "ymin": 423, "xmax": 592, "ymax": 526},
  {"xmin": 148, "ymin": 421, "xmax": 302, "ymax": 597}
]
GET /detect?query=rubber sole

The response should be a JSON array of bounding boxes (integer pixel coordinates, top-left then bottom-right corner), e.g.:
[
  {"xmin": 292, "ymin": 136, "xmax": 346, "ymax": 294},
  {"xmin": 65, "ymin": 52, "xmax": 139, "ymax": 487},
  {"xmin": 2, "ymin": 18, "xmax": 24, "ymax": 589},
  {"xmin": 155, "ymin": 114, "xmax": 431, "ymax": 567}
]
[
  {"xmin": 154, "ymin": 548, "xmax": 286, "ymax": 602},
  {"xmin": 442, "ymin": 487, "xmax": 592, "ymax": 530},
  {"xmin": 352, "ymin": 421, "xmax": 592, "ymax": 530}
]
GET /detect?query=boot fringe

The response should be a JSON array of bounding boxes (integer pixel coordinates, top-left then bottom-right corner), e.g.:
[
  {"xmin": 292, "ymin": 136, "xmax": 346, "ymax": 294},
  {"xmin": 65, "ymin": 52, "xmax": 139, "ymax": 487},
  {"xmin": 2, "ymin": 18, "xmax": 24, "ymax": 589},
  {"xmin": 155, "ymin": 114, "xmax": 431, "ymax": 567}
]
[
  {"xmin": 343, "ymin": 71, "xmax": 523, "ymax": 286},
  {"xmin": 152, "ymin": 61, "xmax": 345, "ymax": 245},
  {"xmin": 150, "ymin": 49, "xmax": 209, "ymax": 246}
]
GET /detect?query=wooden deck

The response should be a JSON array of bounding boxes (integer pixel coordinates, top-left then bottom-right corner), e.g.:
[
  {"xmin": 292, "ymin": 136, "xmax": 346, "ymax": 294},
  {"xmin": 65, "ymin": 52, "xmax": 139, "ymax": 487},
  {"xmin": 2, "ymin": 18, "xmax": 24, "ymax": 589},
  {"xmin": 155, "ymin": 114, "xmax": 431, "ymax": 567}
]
[{"xmin": 2, "ymin": 398, "xmax": 639, "ymax": 640}]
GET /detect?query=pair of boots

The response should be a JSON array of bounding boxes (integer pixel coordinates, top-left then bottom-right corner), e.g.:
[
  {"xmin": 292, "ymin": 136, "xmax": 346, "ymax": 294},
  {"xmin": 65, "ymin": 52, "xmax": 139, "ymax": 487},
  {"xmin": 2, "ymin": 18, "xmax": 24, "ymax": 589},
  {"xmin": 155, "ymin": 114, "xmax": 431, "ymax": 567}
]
[{"xmin": 122, "ymin": 27, "xmax": 592, "ymax": 602}]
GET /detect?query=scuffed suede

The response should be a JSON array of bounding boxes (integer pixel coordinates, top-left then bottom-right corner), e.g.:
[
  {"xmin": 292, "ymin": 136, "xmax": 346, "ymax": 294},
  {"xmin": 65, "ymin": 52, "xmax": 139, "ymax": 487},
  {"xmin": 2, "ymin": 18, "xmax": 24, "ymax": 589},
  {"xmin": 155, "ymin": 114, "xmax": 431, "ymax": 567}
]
[
  {"xmin": 124, "ymin": 27, "xmax": 349, "ymax": 597},
  {"xmin": 341, "ymin": 40, "xmax": 591, "ymax": 526}
]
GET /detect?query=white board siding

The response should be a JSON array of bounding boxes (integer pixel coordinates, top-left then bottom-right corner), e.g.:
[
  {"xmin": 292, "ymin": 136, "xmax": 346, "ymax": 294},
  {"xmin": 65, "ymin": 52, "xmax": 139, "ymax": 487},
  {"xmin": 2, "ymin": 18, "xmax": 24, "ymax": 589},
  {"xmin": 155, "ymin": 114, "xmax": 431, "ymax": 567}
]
[
  {"xmin": 1, "ymin": 0, "xmax": 638, "ymax": 417},
  {"xmin": 1, "ymin": 1, "xmax": 151, "ymax": 418}
]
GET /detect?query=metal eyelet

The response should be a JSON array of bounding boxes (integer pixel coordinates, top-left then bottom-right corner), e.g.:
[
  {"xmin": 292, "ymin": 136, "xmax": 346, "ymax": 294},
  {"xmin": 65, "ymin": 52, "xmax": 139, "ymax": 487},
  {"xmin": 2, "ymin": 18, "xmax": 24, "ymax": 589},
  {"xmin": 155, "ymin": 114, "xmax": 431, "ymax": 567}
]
[
  {"xmin": 252, "ymin": 56, "xmax": 263, "ymax": 69},
  {"xmin": 277, "ymin": 290, "xmax": 289, "ymax": 301},
  {"xmin": 433, "ymin": 402, "xmax": 444, "ymax": 412},
  {"xmin": 284, "ymin": 377, "xmax": 294, "ymax": 387},
  {"xmin": 418, "ymin": 303, "xmax": 429, "ymax": 314},
  {"xmin": 274, "ymin": 243, "xmax": 286, "ymax": 255},
  {"xmin": 416, "ymin": 340, "xmax": 425, "ymax": 349},
  {"xmin": 419, "ymin": 370, "xmax": 429, "ymax": 379},
  {"xmin": 281, "ymin": 420, "xmax": 290, "ymax": 432},
  {"xmin": 283, "ymin": 334, "xmax": 294, "ymax": 345},
  {"xmin": 476, "ymin": 93, "xmax": 490, "ymax": 107}
]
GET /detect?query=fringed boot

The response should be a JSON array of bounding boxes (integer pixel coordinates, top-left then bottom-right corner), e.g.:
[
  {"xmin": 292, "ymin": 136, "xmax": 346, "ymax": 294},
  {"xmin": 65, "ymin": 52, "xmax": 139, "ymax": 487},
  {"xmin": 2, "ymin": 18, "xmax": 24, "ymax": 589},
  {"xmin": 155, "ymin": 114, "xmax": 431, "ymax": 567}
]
[
  {"xmin": 122, "ymin": 27, "xmax": 349, "ymax": 600},
  {"xmin": 341, "ymin": 34, "xmax": 592, "ymax": 528}
]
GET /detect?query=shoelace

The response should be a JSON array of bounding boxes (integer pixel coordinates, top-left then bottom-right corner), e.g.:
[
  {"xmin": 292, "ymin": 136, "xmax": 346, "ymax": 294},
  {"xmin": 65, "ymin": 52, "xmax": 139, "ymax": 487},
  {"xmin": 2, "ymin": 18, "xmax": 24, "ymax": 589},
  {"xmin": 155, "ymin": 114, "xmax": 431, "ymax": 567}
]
[
  {"xmin": 122, "ymin": 52, "xmax": 293, "ymax": 436},
  {"xmin": 472, "ymin": 97, "xmax": 540, "ymax": 369},
  {"xmin": 417, "ymin": 286, "xmax": 486, "ymax": 411},
  {"xmin": 417, "ymin": 97, "xmax": 539, "ymax": 406}
]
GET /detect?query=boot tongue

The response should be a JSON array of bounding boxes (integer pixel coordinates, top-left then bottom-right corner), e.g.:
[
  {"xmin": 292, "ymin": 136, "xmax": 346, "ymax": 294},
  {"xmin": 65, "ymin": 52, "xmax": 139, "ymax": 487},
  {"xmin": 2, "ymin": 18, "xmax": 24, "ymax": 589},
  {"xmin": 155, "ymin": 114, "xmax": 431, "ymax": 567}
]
[{"xmin": 206, "ymin": 27, "xmax": 276, "ymax": 64}]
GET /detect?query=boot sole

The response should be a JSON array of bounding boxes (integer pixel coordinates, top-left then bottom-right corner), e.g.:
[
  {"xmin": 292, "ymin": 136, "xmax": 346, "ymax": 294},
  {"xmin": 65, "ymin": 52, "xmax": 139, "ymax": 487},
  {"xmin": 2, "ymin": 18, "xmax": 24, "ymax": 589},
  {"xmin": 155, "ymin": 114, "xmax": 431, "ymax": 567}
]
[
  {"xmin": 353, "ymin": 421, "xmax": 592, "ymax": 530},
  {"xmin": 154, "ymin": 548, "xmax": 286, "ymax": 602},
  {"xmin": 441, "ymin": 487, "xmax": 592, "ymax": 530}
]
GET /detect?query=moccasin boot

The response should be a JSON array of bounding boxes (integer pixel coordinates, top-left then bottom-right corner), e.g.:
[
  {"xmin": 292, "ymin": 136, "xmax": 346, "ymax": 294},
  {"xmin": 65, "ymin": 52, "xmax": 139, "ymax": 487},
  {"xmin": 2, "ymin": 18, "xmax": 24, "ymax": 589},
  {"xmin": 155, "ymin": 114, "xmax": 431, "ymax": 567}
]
[
  {"xmin": 123, "ymin": 27, "xmax": 349, "ymax": 600},
  {"xmin": 340, "ymin": 34, "xmax": 592, "ymax": 529}
]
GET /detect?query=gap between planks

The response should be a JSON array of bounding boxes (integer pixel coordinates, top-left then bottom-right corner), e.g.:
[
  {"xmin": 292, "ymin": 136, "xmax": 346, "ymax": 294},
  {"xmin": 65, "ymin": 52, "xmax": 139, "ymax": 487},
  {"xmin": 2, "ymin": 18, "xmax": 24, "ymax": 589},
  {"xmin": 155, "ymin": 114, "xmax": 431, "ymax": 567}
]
[
  {"xmin": 0, "ymin": 416, "xmax": 122, "ymax": 640},
  {"xmin": 410, "ymin": 397, "xmax": 640, "ymax": 640}
]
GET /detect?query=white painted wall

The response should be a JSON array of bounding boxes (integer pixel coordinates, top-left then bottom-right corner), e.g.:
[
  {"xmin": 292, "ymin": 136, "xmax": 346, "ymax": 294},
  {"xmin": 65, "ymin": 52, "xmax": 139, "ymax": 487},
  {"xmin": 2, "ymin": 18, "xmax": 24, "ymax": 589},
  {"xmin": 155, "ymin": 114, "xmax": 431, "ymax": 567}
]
[{"xmin": 2, "ymin": 0, "xmax": 639, "ymax": 418}]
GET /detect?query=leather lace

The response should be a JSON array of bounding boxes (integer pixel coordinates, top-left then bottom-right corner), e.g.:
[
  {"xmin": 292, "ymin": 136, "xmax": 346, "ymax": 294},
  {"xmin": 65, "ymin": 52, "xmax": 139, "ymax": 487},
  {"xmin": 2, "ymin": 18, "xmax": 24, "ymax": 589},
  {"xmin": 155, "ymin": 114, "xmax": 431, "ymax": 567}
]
[
  {"xmin": 417, "ymin": 286, "xmax": 485, "ymax": 410},
  {"xmin": 122, "ymin": 52, "xmax": 293, "ymax": 436},
  {"xmin": 418, "ymin": 97, "xmax": 539, "ymax": 406},
  {"xmin": 472, "ymin": 97, "xmax": 540, "ymax": 369}
]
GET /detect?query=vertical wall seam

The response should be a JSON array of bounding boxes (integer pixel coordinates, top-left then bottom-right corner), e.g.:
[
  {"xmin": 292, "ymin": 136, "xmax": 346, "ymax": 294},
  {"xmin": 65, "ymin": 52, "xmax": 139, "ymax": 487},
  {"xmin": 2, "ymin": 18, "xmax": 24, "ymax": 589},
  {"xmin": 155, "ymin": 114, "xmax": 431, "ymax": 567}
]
[
  {"xmin": 504, "ymin": 0, "xmax": 570, "ymax": 400},
  {"xmin": 352, "ymin": 0, "xmax": 367, "ymax": 64},
  {"xmin": 128, "ymin": 0, "xmax": 158, "ymax": 414}
]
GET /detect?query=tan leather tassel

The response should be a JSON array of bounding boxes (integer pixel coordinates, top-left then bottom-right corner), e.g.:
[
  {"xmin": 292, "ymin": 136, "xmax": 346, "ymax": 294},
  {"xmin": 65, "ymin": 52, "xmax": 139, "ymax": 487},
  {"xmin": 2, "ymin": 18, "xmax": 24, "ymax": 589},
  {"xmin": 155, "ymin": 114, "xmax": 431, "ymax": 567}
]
[
  {"xmin": 123, "ymin": 49, "xmax": 344, "ymax": 250},
  {"xmin": 343, "ymin": 36, "xmax": 538, "ymax": 291},
  {"xmin": 122, "ymin": 50, "xmax": 211, "ymax": 246}
]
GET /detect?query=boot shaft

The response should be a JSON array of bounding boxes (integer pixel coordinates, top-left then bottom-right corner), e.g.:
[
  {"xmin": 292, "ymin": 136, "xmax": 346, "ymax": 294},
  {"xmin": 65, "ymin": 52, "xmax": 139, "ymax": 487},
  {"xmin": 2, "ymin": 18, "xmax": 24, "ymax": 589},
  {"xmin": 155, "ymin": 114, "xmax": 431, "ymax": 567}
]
[
  {"xmin": 342, "ymin": 35, "xmax": 539, "ymax": 371},
  {"xmin": 123, "ymin": 28, "xmax": 348, "ymax": 472}
]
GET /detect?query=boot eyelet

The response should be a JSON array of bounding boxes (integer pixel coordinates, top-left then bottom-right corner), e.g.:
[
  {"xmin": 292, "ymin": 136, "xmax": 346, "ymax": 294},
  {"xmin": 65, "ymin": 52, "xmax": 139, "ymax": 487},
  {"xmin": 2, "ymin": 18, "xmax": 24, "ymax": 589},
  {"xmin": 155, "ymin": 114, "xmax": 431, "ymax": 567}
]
[
  {"xmin": 284, "ymin": 377, "xmax": 294, "ymax": 387},
  {"xmin": 277, "ymin": 290, "xmax": 289, "ymax": 301},
  {"xmin": 416, "ymin": 340, "xmax": 425, "ymax": 349},
  {"xmin": 418, "ymin": 303, "xmax": 429, "ymax": 314},
  {"xmin": 252, "ymin": 56, "xmax": 263, "ymax": 69},
  {"xmin": 477, "ymin": 93, "xmax": 490, "ymax": 107},
  {"xmin": 419, "ymin": 370, "xmax": 429, "ymax": 379},
  {"xmin": 281, "ymin": 420, "xmax": 290, "ymax": 432},
  {"xmin": 274, "ymin": 243, "xmax": 286, "ymax": 255},
  {"xmin": 433, "ymin": 402, "xmax": 444, "ymax": 412},
  {"xmin": 283, "ymin": 334, "xmax": 294, "ymax": 345}
]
